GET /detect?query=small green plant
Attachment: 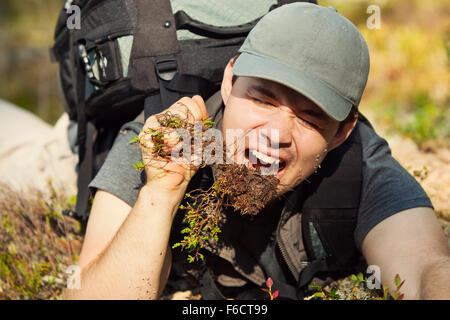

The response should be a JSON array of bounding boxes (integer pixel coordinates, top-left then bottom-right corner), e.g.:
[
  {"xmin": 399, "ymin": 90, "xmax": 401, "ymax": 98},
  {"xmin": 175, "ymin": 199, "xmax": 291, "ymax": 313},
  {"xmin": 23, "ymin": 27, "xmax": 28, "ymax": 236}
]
[
  {"xmin": 347, "ymin": 272, "xmax": 406, "ymax": 300},
  {"xmin": 133, "ymin": 161, "xmax": 145, "ymax": 171},
  {"xmin": 159, "ymin": 116, "xmax": 184, "ymax": 129},
  {"xmin": 172, "ymin": 189, "xmax": 223, "ymax": 263},
  {"xmin": 350, "ymin": 272, "xmax": 367, "ymax": 287},
  {"xmin": 411, "ymin": 165, "xmax": 429, "ymax": 183},
  {"xmin": 379, "ymin": 273, "xmax": 405, "ymax": 300},
  {"xmin": 202, "ymin": 119, "xmax": 215, "ymax": 128},
  {"xmin": 261, "ymin": 277, "xmax": 279, "ymax": 300},
  {"xmin": 308, "ymin": 283, "xmax": 340, "ymax": 300},
  {"xmin": 349, "ymin": 272, "xmax": 368, "ymax": 300}
]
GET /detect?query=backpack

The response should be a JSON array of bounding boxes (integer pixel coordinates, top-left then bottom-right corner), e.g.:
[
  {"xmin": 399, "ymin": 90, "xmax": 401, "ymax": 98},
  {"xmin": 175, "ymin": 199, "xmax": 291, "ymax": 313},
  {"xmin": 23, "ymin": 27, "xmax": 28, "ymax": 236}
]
[{"xmin": 50, "ymin": 0, "xmax": 317, "ymax": 223}]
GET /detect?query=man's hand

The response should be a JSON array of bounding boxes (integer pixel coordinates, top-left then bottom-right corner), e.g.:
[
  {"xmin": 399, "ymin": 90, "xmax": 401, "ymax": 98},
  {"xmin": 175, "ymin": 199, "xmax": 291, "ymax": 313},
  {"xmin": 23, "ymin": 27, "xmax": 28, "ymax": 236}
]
[
  {"xmin": 138, "ymin": 95, "xmax": 208, "ymax": 193},
  {"xmin": 64, "ymin": 95, "xmax": 208, "ymax": 300}
]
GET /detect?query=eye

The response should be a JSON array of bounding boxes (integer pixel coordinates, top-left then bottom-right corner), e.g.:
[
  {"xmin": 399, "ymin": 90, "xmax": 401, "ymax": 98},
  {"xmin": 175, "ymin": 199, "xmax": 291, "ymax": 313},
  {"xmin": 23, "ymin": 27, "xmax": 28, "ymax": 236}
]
[
  {"xmin": 251, "ymin": 96, "xmax": 274, "ymax": 107},
  {"xmin": 297, "ymin": 116, "xmax": 320, "ymax": 130}
]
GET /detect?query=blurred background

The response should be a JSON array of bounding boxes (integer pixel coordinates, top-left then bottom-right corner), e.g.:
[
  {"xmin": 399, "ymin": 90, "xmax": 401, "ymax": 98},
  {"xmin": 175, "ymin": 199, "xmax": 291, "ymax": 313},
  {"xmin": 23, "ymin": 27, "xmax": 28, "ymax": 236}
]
[{"xmin": 0, "ymin": 0, "xmax": 448, "ymax": 146}]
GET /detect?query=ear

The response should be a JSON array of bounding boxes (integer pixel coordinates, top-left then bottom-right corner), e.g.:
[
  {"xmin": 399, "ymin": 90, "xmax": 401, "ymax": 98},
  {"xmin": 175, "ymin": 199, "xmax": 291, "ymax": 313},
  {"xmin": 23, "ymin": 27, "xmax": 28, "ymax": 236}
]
[
  {"xmin": 328, "ymin": 113, "xmax": 359, "ymax": 151},
  {"xmin": 221, "ymin": 58, "xmax": 235, "ymax": 105}
]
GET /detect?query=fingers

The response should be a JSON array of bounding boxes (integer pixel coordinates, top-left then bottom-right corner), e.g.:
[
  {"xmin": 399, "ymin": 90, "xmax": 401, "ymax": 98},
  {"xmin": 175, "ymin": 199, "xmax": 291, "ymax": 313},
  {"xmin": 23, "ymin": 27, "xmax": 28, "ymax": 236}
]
[
  {"xmin": 140, "ymin": 116, "xmax": 160, "ymax": 145},
  {"xmin": 192, "ymin": 95, "xmax": 208, "ymax": 120},
  {"xmin": 167, "ymin": 96, "xmax": 208, "ymax": 123},
  {"xmin": 142, "ymin": 96, "xmax": 208, "ymax": 132},
  {"xmin": 138, "ymin": 95, "xmax": 209, "ymax": 181}
]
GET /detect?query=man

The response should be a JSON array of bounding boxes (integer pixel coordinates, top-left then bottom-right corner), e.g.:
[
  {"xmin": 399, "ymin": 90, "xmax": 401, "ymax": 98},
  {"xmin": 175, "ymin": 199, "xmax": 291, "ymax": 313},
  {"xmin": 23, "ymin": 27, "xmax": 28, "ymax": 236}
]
[{"xmin": 64, "ymin": 3, "xmax": 449, "ymax": 300}]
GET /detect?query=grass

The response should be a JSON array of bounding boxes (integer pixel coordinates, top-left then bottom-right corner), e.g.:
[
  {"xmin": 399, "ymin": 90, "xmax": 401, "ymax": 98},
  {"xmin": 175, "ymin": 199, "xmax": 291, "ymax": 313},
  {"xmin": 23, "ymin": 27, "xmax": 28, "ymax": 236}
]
[{"xmin": 0, "ymin": 181, "xmax": 83, "ymax": 299}]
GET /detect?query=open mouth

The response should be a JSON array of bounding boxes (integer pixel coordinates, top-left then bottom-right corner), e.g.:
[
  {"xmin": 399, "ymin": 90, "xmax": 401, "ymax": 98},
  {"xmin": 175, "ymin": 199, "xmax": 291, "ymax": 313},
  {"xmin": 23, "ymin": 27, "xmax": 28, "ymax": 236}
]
[{"xmin": 243, "ymin": 149, "xmax": 287, "ymax": 178}]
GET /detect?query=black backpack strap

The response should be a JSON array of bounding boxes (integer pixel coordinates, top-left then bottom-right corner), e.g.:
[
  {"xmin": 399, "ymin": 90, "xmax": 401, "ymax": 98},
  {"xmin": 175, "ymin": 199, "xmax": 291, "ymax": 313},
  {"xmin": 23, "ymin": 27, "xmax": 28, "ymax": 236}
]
[
  {"xmin": 198, "ymin": 263, "xmax": 227, "ymax": 300},
  {"xmin": 72, "ymin": 38, "xmax": 94, "ymax": 223},
  {"xmin": 131, "ymin": 0, "xmax": 183, "ymax": 120},
  {"xmin": 296, "ymin": 123, "xmax": 363, "ymax": 293},
  {"xmin": 144, "ymin": 66, "xmax": 219, "ymax": 120},
  {"xmin": 129, "ymin": 0, "xmax": 217, "ymax": 121},
  {"xmin": 129, "ymin": 0, "xmax": 181, "ymax": 93}
]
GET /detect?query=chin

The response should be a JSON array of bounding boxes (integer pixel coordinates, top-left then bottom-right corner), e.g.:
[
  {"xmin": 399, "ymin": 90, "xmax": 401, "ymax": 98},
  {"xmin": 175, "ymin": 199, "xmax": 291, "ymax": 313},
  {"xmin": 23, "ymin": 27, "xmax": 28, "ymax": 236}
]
[{"xmin": 276, "ymin": 170, "xmax": 305, "ymax": 195}]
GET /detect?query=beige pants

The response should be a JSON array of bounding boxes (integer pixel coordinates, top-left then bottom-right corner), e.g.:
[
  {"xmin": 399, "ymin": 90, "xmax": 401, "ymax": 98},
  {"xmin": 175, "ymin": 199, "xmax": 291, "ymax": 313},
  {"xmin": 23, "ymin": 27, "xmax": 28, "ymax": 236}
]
[{"xmin": 0, "ymin": 99, "xmax": 77, "ymax": 196}]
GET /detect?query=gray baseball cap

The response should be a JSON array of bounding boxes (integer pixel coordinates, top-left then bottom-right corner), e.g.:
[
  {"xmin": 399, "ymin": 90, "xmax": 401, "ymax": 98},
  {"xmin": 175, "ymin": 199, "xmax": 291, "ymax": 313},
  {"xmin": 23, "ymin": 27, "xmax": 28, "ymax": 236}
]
[{"xmin": 232, "ymin": 3, "xmax": 370, "ymax": 121}]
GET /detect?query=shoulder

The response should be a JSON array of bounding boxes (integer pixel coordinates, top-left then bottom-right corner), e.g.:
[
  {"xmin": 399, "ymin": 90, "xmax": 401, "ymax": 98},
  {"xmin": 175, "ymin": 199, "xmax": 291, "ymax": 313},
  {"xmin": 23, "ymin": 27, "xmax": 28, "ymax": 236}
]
[
  {"xmin": 88, "ymin": 119, "xmax": 145, "ymax": 208},
  {"xmin": 354, "ymin": 117, "xmax": 433, "ymax": 251},
  {"xmin": 355, "ymin": 116, "xmax": 390, "ymax": 156}
]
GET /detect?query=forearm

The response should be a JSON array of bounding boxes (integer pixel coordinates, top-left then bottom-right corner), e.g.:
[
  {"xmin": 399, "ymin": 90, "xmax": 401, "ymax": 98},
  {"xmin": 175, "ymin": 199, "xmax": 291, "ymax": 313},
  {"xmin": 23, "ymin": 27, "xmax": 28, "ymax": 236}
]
[
  {"xmin": 420, "ymin": 255, "xmax": 450, "ymax": 300},
  {"xmin": 64, "ymin": 184, "xmax": 184, "ymax": 300}
]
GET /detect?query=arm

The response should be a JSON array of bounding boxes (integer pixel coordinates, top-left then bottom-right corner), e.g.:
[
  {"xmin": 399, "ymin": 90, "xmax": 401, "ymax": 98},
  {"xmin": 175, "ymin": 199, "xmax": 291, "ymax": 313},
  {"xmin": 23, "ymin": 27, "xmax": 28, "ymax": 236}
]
[
  {"xmin": 64, "ymin": 187, "xmax": 181, "ymax": 300},
  {"xmin": 64, "ymin": 96, "xmax": 208, "ymax": 299},
  {"xmin": 420, "ymin": 254, "xmax": 450, "ymax": 299},
  {"xmin": 362, "ymin": 207, "xmax": 450, "ymax": 300}
]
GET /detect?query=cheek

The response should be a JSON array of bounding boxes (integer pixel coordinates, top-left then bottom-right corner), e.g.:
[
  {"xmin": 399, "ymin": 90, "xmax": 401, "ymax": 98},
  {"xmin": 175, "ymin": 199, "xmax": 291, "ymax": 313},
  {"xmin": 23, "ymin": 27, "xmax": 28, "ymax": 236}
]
[
  {"xmin": 222, "ymin": 104, "xmax": 241, "ymax": 131},
  {"xmin": 285, "ymin": 129, "xmax": 330, "ymax": 184},
  {"xmin": 223, "ymin": 96, "xmax": 243, "ymax": 126},
  {"xmin": 222, "ymin": 100, "xmax": 263, "ymax": 133},
  {"xmin": 293, "ymin": 129, "xmax": 329, "ymax": 161}
]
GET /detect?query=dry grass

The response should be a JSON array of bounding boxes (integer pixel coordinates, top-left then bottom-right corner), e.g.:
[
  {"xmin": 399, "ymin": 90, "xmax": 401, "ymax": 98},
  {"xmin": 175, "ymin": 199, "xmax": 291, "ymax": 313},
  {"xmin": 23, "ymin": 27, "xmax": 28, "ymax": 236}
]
[{"xmin": 0, "ymin": 181, "xmax": 83, "ymax": 299}]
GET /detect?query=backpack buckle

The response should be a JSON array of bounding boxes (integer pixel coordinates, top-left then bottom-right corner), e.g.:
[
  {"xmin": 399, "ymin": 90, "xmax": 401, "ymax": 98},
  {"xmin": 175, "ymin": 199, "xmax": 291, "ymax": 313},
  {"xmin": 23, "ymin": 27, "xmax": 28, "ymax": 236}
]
[
  {"xmin": 95, "ymin": 40, "xmax": 123, "ymax": 83},
  {"xmin": 155, "ymin": 59, "xmax": 178, "ymax": 81}
]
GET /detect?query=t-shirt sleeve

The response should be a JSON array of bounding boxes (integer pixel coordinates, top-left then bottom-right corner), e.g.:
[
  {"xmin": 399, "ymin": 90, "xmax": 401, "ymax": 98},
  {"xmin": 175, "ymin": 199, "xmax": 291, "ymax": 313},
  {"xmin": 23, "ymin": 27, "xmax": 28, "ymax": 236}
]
[
  {"xmin": 89, "ymin": 121, "xmax": 145, "ymax": 207},
  {"xmin": 354, "ymin": 122, "xmax": 434, "ymax": 252}
]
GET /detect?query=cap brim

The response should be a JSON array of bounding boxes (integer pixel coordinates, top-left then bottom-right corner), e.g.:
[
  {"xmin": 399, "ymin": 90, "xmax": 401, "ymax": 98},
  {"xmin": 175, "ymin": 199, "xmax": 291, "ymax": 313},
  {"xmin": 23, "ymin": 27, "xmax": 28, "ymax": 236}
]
[{"xmin": 233, "ymin": 52, "xmax": 353, "ymax": 121}]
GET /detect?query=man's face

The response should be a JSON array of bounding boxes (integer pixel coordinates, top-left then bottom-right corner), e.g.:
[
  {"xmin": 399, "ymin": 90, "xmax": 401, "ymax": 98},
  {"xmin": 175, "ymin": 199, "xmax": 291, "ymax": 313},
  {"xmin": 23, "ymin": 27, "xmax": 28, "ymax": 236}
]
[{"xmin": 221, "ymin": 76, "xmax": 343, "ymax": 195}]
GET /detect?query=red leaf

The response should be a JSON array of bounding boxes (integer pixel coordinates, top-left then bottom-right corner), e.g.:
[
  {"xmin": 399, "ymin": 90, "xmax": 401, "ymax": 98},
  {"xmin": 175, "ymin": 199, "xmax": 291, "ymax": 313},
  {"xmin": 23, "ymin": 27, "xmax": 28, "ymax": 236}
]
[
  {"xmin": 272, "ymin": 290, "xmax": 279, "ymax": 299},
  {"xmin": 396, "ymin": 293, "xmax": 405, "ymax": 300},
  {"xmin": 266, "ymin": 277, "xmax": 273, "ymax": 289}
]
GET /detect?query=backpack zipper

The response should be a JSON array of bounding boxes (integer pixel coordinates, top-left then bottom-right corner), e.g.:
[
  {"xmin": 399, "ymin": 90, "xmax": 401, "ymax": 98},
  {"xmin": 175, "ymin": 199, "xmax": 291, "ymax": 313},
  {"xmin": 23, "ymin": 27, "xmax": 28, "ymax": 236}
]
[{"xmin": 275, "ymin": 203, "xmax": 301, "ymax": 281}]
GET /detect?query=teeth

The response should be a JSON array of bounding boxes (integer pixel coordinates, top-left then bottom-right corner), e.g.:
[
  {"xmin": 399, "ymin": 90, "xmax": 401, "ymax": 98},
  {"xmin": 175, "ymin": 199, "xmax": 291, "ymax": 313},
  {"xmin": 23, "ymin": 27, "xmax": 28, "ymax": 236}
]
[{"xmin": 249, "ymin": 149, "xmax": 280, "ymax": 165}]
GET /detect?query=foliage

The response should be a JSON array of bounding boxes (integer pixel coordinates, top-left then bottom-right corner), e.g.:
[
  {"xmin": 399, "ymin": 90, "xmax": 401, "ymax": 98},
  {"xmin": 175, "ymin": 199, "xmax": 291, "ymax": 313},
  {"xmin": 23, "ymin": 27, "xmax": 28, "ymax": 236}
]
[
  {"xmin": 172, "ymin": 190, "xmax": 223, "ymax": 263},
  {"xmin": 0, "ymin": 0, "xmax": 64, "ymax": 124},
  {"xmin": 350, "ymin": 272, "xmax": 366, "ymax": 287},
  {"xmin": 377, "ymin": 93, "xmax": 449, "ymax": 146},
  {"xmin": 261, "ymin": 277, "xmax": 279, "ymax": 300},
  {"xmin": 307, "ymin": 272, "xmax": 405, "ymax": 300},
  {"xmin": 308, "ymin": 283, "xmax": 340, "ymax": 300},
  {"xmin": 321, "ymin": 0, "xmax": 450, "ymax": 146},
  {"xmin": 379, "ymin": 274, "xmax": 405, "ymax": 300},
  {"xmin": 0, "ymin": 181, "xmax": 83, "ymax": 299}
]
